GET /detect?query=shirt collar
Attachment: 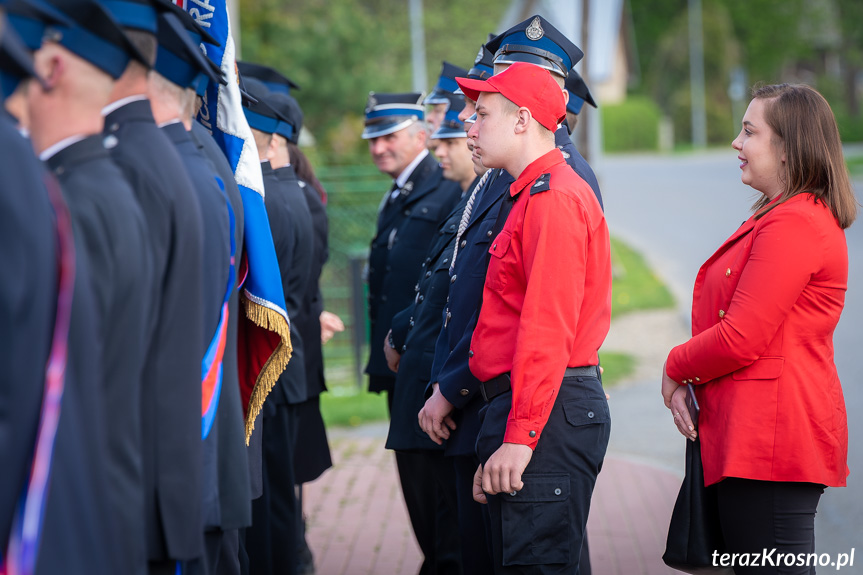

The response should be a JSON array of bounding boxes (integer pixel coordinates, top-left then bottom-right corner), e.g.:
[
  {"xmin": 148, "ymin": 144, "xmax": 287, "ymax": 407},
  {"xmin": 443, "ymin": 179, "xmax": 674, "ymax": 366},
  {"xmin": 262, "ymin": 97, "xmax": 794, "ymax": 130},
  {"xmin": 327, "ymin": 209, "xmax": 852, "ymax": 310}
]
[
  {"xmin": 39, "ymin": 134, "xmax": 89, "ymax": 161},
  {"xmin": 394, "ymin": 148, "xmax": 429, "ymax": 189},
  {"xmin": 102, "ymin": 94, "xmax": 148, "ymax": 117},
  {"xmin": 510, "ymin": 148, "xmax": 565, "ymax": 197}
]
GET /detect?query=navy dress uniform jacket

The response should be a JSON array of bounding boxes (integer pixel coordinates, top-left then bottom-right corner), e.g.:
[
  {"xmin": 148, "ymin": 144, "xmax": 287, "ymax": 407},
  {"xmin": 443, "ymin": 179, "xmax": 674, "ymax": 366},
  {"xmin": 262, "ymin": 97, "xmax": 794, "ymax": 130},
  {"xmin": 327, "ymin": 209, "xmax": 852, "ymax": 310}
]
[
  {"xmin": 104, "ymin": 99, "xmax": 206, "ymax": 562},
  {"xmin": 386, "ymin": 188, "xmax": 470, "ymax": 452},
  {"xmin": 163, "ymin": 122, "xmax": 232, "ymax": 531},
  {"xmin": 366, "ymin": 153, "xmax": 462, "ymax": 393},
  {"xmin": 263, "ymin": 162, "xmax": 313, "ymax": 407},
  {"xmin": 190, "ymin": 121, "xmax": 255, "ymax": 521},
  {"xmin": 45, "ymin": 134, "xmax": 153, "ymax": 574}
]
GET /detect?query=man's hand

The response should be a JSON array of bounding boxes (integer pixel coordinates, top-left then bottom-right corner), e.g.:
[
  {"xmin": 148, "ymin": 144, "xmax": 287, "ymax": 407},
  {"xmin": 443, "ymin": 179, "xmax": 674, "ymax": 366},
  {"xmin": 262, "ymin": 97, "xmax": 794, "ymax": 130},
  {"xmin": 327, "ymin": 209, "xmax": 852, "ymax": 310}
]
[
  {"xmin": 481, "ymin": 442, "xmax": 533, "ymax": 496},
  {"xmin": 383, "ymin": 330, "xmax": 400, "ymax": 372},
  {"xmin": 418, "ymin": 383, "xmax": 456, "ymax": 445},
  {"xmin": 473, "ymin": 464, "xmax": 487, "ymax": 504},
  {"xmin": 320, "ymin": 310, "xmax": 345, "ymax": 344}
]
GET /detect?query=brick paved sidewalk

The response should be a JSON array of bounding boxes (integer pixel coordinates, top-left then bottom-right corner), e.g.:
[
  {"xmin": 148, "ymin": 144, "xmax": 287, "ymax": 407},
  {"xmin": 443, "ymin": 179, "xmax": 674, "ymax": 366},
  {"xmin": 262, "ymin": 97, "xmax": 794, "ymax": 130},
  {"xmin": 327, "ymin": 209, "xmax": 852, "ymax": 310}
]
[{"xmin": 304, "ymin": 425, "xmax": 684, "ymax": 575}]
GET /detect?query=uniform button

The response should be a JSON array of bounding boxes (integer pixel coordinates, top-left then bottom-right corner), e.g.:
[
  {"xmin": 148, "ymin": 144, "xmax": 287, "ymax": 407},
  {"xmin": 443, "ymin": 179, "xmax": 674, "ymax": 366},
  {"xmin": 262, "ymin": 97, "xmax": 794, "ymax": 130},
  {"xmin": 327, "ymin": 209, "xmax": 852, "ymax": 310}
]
[
  {"xmin": 450, "ymin": 224, "xmax": 456, "ymax": 230},
  {"xmin": 587, "ymin": 411, "xmax": 595, "ymax": 419},
  {"xmin": 554, "ymin": 488, "xmax": 562, "ymax": 496},
  {"xmin": 460, "ymin": 389, "xmax": 469, "ymax": 396},
  {"xmin": 509, "ymin": 491, "xmax": 517, "ymax": 497},
  {"xmin": 695, "ymin": 377, "xmax": 700, "ymax": 382},
  {"xmin": 425, "ymin": 257, "xmax": 431, "ymax": 264},
  {"xmin": 404, "ymin": 209, "xmax": 411, "ymax": 216},
  {"xmin": 381, "ymin": 295, "xmax": 387, "ymax": 302},
  {"xmin": 442, "ymin": 258, "xmax": 448, "ymax": 264},
  {"xmin": 418, "ymin": 295, "xmax": 424, "ymax": 302},
  {"xmin": 421, "ymin": 207, "xmax": 429, "ymax": 214},
  {"xmin": 451, "ymin": 275, "xmax": 457, "ymax": 284},
  {"xmin": 468, "ymin": 350, "xmax": 474, "ymax": 358},
  {"xmin": 414, "ymin": 283, "xmax": 420, "ymax": 292},
  {"xmin": 460, "ymin": 240, "xmax": 467, "ymax": 248},
  {"xmin": 425, "ymin": 271, "xmax": 431, "ymax": 278},
  {"xmin": 529, "ymin": 430, "xmax": 536, "ymax": 438},
  {"xmin": 726, "ymin": 268, "xmax": 732, "ymax": 277},
  {"xmin": 402, "ymin": 345, "xmax": 407, "ymax": 352},
  {"xmin": 718, "ymin": 309, "xmax": 726, "ymax": 318},
  {"xmin": 409, "ymin": 319, "xmax": 415, "ymax": 327},
  {"xmin": 487, "ymin": 230, "xmax": 493, "ymax": 237},
  {"xmin": 109, "ymin": 123, "xmax": 119, "ymax": 132}
]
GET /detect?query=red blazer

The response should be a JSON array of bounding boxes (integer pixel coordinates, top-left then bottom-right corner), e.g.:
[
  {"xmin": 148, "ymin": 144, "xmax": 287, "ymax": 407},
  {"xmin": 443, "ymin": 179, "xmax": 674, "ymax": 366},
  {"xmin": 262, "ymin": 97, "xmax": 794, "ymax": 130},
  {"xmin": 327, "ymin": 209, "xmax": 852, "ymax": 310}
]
[{"xmin": 667, "ymin": 193, "xmax": 849, "ymax": 487}]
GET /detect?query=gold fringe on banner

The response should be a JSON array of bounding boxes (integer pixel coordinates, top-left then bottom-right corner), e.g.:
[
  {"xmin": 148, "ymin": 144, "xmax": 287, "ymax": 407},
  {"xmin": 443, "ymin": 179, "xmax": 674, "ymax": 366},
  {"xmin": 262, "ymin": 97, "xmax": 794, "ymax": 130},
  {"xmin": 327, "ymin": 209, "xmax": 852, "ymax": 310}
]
[{"xmin": 242, "ymin": 295, "xmax": 292, "ymax": 444}]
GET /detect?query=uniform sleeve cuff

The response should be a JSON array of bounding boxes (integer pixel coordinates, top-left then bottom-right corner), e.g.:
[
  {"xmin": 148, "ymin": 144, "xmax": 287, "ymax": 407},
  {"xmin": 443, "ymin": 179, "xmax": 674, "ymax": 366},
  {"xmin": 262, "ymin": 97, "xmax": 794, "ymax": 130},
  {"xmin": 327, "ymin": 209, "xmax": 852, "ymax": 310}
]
[{"xmin": 503, "ymin": 420, "xmax": 541, "ymax": 450}]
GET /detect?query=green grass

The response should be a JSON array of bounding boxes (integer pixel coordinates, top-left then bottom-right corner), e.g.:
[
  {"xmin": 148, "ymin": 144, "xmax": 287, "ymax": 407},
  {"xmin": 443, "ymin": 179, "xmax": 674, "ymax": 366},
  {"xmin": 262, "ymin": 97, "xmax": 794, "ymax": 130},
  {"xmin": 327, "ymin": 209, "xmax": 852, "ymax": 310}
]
[
  {"xmin": 610, "ymin": 236, "xmax": 675, "ymax": 317},
  {"xmin": 598, "ymin": 352, "xmax": 637, "ymax": 388},
  {"xmin": 320, "ymin": 384, "xmax": 389, "ymax": 429},
  {"xmin": 846, "ymin": 155, "xmax": 863, "ymax": 176}
]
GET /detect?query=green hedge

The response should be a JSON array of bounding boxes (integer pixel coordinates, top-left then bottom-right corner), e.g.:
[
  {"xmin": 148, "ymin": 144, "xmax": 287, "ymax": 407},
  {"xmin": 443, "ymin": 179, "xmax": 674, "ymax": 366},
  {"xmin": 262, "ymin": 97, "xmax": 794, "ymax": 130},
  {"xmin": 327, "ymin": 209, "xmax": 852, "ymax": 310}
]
[{"xmin": 601, "ymin": 96, "xmax": 662, "ymax": 153}]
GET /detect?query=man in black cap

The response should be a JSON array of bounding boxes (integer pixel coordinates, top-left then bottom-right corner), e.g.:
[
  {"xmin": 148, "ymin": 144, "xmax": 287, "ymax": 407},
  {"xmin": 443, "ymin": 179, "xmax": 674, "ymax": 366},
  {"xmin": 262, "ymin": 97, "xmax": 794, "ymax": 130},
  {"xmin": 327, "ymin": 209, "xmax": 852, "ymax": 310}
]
[
  {"xmin": 0, "ymin": 10, "xmax": 118, "ymax": 574},
  {"xmin": 149, "ymin": 11, "xmax": 242, "ymax": 575},
  {"xmin": 242, "ymin": 77, "xmax": 312, "ymax": 575},
  {"xmin": 363, "ymin": 91, "xmax": 461, "ymax": 574},
  {"xmin": 99, "ymin": 0, "xmax": 207, "ymax": 572},
  {"xmin": 26, "ymin": 1, "xmax": 154, "ymax": 572}
]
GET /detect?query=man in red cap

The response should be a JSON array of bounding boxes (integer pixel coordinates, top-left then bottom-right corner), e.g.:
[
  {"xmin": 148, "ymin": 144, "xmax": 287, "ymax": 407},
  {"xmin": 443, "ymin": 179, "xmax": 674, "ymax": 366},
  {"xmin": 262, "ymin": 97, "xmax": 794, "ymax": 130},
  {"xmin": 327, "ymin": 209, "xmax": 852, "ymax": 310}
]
[{"xmin": 456, "ymin": 62, "xmax": 612, "ymax": 573}]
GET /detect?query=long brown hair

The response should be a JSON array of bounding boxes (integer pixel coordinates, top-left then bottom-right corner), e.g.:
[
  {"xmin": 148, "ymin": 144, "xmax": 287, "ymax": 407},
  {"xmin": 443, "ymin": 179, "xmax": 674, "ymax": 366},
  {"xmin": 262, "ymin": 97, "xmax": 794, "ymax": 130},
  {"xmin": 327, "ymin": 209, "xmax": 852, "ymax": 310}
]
[{"xmin": 751, "ymin": 83, "xmax": 857, "ymax": 229}]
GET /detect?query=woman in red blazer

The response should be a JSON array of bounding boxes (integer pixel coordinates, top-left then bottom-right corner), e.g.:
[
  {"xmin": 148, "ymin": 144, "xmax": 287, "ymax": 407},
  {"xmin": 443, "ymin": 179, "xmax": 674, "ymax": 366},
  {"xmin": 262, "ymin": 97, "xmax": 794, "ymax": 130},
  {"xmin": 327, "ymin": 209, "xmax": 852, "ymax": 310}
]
[{"xmin": 662, "ymin": 84, "xmax": 857, "ymax": 572}]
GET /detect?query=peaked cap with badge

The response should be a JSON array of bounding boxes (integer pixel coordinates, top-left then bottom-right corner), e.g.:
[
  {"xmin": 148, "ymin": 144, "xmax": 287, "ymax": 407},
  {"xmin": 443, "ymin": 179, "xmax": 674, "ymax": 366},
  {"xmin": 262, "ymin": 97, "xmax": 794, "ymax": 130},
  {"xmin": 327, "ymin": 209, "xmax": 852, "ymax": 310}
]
[
  {"xmin": 362, "ymin": 91, "xmax": 424, "ymax": 139},
  {"xmin": 486, "ymin": 14, "xmax": 583, "ymax": 78},
  {"xmin": 423, "ymin": 60, "xmax": 467, "ymax": 106}
]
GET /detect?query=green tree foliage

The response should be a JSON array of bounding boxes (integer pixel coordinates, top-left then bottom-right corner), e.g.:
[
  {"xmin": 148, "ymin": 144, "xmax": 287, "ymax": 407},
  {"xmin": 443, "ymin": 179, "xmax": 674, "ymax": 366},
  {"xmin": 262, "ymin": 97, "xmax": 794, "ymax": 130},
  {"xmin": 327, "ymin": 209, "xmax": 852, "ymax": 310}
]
[{"xmin": 239, "ymin": 0, "xmax": 505, "ymax": 161}]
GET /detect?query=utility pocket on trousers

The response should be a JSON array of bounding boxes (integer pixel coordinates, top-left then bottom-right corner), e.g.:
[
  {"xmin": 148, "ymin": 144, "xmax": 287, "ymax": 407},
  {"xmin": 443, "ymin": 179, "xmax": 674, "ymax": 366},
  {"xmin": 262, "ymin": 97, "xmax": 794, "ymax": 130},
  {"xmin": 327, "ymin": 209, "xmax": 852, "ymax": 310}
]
[{"xmin": 500, "ymin": 473, "xmax": 572, "ymax": 566}]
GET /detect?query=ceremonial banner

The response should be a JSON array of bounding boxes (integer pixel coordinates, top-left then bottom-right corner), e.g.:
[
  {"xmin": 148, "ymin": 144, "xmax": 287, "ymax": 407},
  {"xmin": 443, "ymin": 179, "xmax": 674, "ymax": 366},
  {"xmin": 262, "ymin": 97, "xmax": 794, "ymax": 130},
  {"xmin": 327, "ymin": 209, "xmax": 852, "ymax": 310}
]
[{"xmin": 181, "ymin": 0, "xmax": 291, "ymax": 442}]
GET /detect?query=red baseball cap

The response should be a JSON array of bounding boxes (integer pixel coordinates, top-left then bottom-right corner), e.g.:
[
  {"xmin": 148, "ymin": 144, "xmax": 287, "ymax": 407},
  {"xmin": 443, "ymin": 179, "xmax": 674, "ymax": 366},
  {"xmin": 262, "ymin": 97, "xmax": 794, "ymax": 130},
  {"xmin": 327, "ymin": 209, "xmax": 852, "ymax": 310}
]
[{"xmin": 455, "ymin": 62, "xmax": 565, "ymax": 132}]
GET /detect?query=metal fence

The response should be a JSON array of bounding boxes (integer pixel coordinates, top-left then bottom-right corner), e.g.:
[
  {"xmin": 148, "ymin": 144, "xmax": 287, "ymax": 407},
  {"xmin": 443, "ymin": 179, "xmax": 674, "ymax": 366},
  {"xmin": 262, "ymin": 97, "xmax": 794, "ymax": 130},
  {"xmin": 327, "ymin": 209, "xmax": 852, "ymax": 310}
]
[{"xmin": 316, "ymin": 164, "xmax": 391, "ymax": 388}]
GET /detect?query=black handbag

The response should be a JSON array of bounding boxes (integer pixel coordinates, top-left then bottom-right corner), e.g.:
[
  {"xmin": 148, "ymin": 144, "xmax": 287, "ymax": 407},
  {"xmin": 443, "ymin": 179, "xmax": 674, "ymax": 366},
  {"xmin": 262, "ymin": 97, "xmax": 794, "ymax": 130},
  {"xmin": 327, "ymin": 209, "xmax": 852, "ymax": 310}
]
[{"xmin": 663, "ymin": 438, "xmax": 734, "ymax": 574}]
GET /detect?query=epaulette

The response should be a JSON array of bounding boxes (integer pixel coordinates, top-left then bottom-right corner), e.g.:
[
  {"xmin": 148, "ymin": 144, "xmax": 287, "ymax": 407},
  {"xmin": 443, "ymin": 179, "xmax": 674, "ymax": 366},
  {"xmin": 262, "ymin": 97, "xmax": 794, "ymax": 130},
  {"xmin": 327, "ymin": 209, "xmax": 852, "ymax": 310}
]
[{"xmin": 530, "ymin": 172, "xmax": 551, "ymax": 195}]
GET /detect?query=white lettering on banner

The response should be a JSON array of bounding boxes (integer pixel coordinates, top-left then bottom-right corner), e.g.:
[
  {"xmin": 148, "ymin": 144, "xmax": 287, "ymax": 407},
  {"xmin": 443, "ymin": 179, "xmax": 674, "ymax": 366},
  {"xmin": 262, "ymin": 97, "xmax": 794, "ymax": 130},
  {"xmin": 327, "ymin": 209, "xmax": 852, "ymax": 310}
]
[
  {"xmin": 189, "ymin": 0, "xmax": 215, "ymax": 27},
  {"xmin": 713, "ymin": 549, "xmax": 855, "ymax": 571}
]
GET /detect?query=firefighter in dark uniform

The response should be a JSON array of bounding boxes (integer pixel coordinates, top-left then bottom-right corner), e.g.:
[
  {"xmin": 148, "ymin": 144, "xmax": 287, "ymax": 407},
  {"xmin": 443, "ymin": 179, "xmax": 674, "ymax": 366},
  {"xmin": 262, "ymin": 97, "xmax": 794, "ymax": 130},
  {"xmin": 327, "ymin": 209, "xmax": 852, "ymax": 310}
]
[
  {"xmin": 242, "ymin": 77, "xmax": 312, "ymax": 575},
  {"xmin": 150, "ymin": 12, "xmax": 240, "ymax": 575},
  {"xmin": 363, "ymin": 92, "xmax": 461, "ymax": 574},
  {"xmin": 457, "ymin": 61, "xmax": 611, "ymax": 575},
  {"xmin": 0, "ymin": 12, "xmax": 119, "ymax": 574},
  {"xmin": 423, "ymin": 60, "xmax": 468, "ymax": 133},
  {"xmin": 100, "ymin": 0, "xmax": 206, "ymax": 570}
]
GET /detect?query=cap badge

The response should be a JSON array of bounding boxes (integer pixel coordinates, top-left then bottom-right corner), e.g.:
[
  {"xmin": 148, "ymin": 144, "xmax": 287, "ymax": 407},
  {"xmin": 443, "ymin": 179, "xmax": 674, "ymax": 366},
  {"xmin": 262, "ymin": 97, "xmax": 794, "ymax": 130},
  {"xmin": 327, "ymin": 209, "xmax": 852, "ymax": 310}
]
[
  {"xmin": 367, "ymin": 93, "xmax": 378, "ymax": 110},
  {"xmin": 526, "ymin": 17, "xmax": 544, "ymax": 41},
  {"xmin": 475, "ymin": 47, "xmax": 484, "ymax": 65}
]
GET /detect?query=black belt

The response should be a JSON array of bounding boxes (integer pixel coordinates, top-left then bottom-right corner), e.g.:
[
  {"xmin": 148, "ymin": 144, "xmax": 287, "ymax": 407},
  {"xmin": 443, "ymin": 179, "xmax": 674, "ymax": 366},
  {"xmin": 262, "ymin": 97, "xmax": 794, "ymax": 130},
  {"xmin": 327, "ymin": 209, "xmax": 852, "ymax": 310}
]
[{"xmin": 479, "ymin": 366, "xmax": 599, "ymax": 403}]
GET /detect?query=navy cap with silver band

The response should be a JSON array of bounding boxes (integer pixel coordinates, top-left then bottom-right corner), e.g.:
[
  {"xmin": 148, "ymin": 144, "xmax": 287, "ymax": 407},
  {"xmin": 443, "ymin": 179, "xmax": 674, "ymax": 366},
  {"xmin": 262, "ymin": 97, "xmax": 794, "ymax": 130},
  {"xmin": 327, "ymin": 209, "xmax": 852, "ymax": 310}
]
[
  {"xmin": 361, "ymin": 92, "xmax": 424, "ymax": 140},
  {"xmin": 565, "ymin": 68, "xmax": 596, "ymax": 115},
  {"xmin": 264, "ymin": 92, "xmax": 302, "ymax": 144},
  {"xmin": 423, "ymin": 61, "xmax": 467, "ymax": 106},
  {"xmin": 430, "ymin": 98, "xmax": 466, "ymax": 140},
  {"xmin": 43, "ymin": 0, "xmax": 148, "ymax": 78},
  {"xmin": 486, "ymin": 14, "xmax": 583, "ymax": 78},
  {"xmin": 454, "ymin": 38, "xmax": 495, "ymax": 96},
  {"xmin": 237, "ymin": 60, "xmax": 299, "ymax": 95}
]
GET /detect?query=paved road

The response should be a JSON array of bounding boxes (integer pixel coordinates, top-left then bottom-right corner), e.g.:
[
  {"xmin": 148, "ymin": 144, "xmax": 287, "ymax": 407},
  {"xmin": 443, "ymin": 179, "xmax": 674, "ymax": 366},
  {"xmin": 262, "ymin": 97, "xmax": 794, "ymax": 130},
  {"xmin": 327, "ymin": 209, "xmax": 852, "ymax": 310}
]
[{"xmin": 597, "ymin": 149, "xmax": 863, "ymax": 559}]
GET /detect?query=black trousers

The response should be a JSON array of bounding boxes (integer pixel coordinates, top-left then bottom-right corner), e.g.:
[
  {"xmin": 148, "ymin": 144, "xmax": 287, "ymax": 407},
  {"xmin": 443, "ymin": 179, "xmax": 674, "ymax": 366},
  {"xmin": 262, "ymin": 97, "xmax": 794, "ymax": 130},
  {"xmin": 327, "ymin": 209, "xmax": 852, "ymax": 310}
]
[
  {"xmin": 452, "ymin": 454, "xmax": 495, "ymax": 575},
  {"xmin": 246, "ymin": 403, "xmax": 299, "ymax": 575},
  {"xmin": 476, "ymin": 374, "xmax": 610, "ymax": 574},
  {"xmin": 717, "ymin": 478, "xmax": 824, "ymax": 575}
]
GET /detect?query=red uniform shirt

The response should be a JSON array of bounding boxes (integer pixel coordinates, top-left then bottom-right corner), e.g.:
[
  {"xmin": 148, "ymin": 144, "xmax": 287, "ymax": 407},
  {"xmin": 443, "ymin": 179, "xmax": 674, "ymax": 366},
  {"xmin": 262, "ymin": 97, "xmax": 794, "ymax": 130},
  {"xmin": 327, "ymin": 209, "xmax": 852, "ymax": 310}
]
[{"xmin": 469, "ymin": 148, "xmax": 611, "ymax": 448}]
